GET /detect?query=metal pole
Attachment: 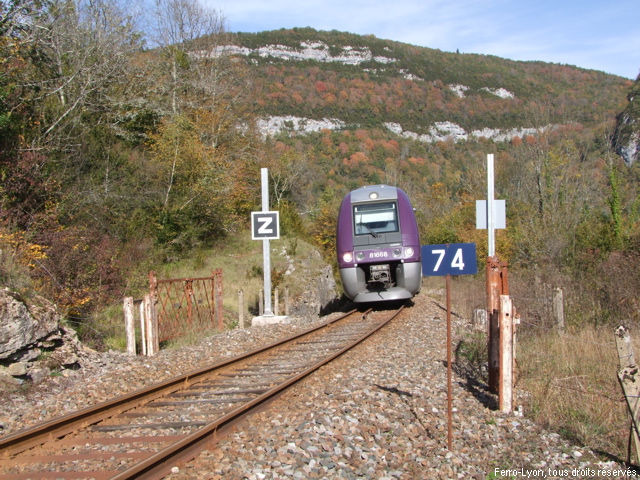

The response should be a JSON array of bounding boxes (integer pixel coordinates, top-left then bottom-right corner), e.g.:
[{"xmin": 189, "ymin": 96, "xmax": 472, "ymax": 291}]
[
  {"xmin": 487, "ymin": 258, "xmax": 500, "ymax": 394},
  {"xmin": 261, "ymin": 168, "xmax": 273, "ymax": 316},
  {"xmin": 487, "ymin": 153, "xmax": 495, "ymax": 257},
  {"xmin": 446, "ymin": 274, "xmax": 453, "ymax": 450},
  {"xmin": 215, "ymin": 269, "xmax": 223, "ymax": 329}
]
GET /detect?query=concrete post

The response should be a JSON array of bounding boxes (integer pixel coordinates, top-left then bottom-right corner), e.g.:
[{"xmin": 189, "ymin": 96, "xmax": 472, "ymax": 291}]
[{"xmin": 123, "ymin": 297, "xmax": 136, "ymax": 355}]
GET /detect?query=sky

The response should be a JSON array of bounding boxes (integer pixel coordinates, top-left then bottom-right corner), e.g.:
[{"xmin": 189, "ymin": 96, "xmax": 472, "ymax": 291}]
[{"xmin": 203, "ymin": 0, "xmax": 640, "ymax": 80}]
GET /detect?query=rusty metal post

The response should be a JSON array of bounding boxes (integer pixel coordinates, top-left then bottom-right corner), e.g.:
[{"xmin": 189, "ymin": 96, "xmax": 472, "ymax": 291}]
[
  {"xmin": 487, "ymin": 256, "xmax": 501, "ymax": 394},
  {"xmin": 214, "ymin": 270, "xmax": 216, "ymax": 325},
  {"xmin": 513, "ymin": 306, "xmax": 520, "ymax": 411},
  {"xmin": 185, "ymin": 279, "xmax": 193, "ymax": 325},
  {"xmin": 500, "ymin": 261, "xmax": 509, "ymax": 295},
  {"xmin": 214, "ymin": 269, "xmax": 223, "ymax": 329},
  {"xmin": 151, "ymin": 294, "xmax": 159, "ymax": 355},
  {"xmin": 487, "ymin": 257, "xmax": 509, "ymax": 395},
  {"xmin": 446, "ymin": 274, "xmax": 453, "ymax": 450}
]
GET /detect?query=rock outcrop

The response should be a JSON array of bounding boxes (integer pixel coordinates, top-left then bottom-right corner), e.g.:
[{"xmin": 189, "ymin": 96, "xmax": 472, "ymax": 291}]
[
  {"xmin": 613, "ymin": 75, "xmax": 640, "ymax": 166},
  {"xmin": 0, "ymin": 289, "xmax": 59, "ymax": 361},
  {"xmin": 0, "ymin": 288, "xmax": 88, "ymax": 390},
  {"xmin": 289, "ymin": 263, "xmax": 339, "ymax": 318}
]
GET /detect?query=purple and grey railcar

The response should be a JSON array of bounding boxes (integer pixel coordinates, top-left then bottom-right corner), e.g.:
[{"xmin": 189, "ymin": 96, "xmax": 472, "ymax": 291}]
[{"xmin": 336, "ymin": 185, "xmax": 422, "ymax": 303}]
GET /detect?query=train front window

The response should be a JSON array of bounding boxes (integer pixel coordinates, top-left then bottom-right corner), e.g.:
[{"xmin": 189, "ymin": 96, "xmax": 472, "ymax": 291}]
[{"xmin": 353, "ymin": 202, "xmax": 398, "ymax": 236}]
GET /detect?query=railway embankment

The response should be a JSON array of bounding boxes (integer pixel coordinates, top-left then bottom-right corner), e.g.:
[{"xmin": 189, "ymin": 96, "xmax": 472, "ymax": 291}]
[
  {"xmin": 0, "ymin": 292, "xmax": 626, "ymax": 478},
  {"xmin": 163, "ymin": 293, "xmax": 625, "ymax": 479}
]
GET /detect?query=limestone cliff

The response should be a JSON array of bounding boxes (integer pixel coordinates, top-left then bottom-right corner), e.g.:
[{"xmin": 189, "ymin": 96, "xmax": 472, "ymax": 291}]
[{"xmin": 613, "ymin": 74, "xmax": 640, "ymax": 165}]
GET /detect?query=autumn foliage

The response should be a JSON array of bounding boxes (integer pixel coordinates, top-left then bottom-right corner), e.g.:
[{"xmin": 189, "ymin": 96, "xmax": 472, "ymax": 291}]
[{"xmin": 1, "ymin": 9, "xmax": 638, "ymax": 339}]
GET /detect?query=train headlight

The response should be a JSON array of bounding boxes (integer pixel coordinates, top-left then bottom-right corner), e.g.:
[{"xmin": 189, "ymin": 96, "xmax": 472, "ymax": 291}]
[
  {"xmin": 393, "ymin": 247, "xmax": 402, "ymax": 257},
  {"xmin": 356, "ymin": 251, "xmax": 365, "ymax": 261},
  {"xmin": 342, "ymin": 252, "xmax": 353, "ymax": 263},
  {"xmin": 404, "ymin": 247, "xmax": 415, "ymax": 258}
]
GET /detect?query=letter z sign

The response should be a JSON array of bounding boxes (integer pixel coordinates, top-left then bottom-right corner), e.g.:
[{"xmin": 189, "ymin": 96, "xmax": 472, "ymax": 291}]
[
  {"xmin": 251, "ymin": 211, "xmax": 280, "ymax": 240},
  {"xmin": 421, "ymin": 243, "xmax": 477, "ymax": 276}
]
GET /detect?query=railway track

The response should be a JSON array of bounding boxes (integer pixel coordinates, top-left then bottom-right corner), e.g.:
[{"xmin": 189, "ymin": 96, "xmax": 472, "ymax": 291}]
[{"xmin": 0, "ymin": 306, "xmax": 405, "ymax": 479}]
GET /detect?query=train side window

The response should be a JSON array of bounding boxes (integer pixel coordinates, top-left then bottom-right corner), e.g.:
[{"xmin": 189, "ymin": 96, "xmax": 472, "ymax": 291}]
[{"xmin": 353, "ymin": 202, "xmax": 399, "ymax": 235}]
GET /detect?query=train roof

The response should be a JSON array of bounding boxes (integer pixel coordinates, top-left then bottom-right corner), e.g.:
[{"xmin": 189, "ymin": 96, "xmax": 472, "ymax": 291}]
[{"xmin": 347, "ymin": 185, "xmax": 399, "ymax": 203}]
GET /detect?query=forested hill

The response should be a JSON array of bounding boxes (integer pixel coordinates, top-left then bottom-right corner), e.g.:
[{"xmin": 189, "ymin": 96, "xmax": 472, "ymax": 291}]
[
  {"xmin": 1, "ymin": 1, "xmax": 638, "ymax": 334},
  {"xmin": 229, "ymin": 28, "xmax": 629, "ymax": 135}
]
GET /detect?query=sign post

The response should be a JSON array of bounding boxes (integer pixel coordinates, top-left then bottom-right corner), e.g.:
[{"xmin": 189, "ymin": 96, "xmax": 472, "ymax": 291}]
[
  {"xmin": 422, "ymin": 243, "xmax": 477, "ymax": 450},
  {"xmin": 251, "ymin": 168, "xmax": 280, "ymax": 317},
  {"xmin": 421, "ymin": 243, "xmax": 477, "ymax": 277},
  {"xmin": 475, "ymin": 153, "xmax": 517, "ymax": 411},
  {"xmin": 476, "ymin": 153, "xmax": 508, "ymax": 396}
]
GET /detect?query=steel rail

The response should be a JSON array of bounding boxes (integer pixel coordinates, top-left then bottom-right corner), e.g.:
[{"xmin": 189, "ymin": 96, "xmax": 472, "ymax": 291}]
[
  {"xmin": 0, "ymin": 309, "xmax": 357, "ymax": 457},
  {"xmin": 113, "ymin": 305, "xmax": 404, "ymax": 480},
  {"xmin": 0, "ymin": 305, "xmax": 405, "ymax": 479}
]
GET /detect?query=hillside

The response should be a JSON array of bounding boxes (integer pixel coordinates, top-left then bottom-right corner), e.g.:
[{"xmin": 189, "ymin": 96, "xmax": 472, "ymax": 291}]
[
  {"xmin": 212, "ymin": 29, "xmax": 640, "ymax": 331},
  {"xmin": 229, "ymin": 28, "xmax": 629, "ymax": 136},
  {"xmin": 3, "ymin": 2, "xmax": 640, "ymax": 463},
  {"xmin": 1, "ymin": 5, "xmax": 639, "ymax": 337}
]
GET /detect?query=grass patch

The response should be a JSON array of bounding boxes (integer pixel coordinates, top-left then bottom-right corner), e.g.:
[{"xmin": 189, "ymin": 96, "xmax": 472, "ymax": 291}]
[
  {"xmin": 454, "ymin": 321, "xmax": 630, "ymax": 462},
  {"xmin": 149, "ymin": 234, "xmax": 323, "ymax": 318},
  {"xmin": 73, "ymin": 303, "xmax": 128, "ymax": 351},
  {"xmin": 97, "ymin": 234, "xmax": 326, "ymax": 351},
  {"xmin": 441, "ymin": 272, "xmax": 632, "ymax": 463},
  {"xmin": 454, "ymin": 329, "xmax": 488, "ymax": 384},
  {"xmin": 518, "ymin": 325, "xmax": 629, "ymax": 461}
]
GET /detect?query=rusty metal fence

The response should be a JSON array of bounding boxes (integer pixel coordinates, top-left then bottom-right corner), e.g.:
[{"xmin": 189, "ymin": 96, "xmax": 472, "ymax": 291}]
[{"xmin": 149, "ymin": 270, "xmax": 223, "ymax": 343}]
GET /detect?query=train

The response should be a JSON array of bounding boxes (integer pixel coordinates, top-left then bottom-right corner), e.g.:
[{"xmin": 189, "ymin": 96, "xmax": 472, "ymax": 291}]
[{"xmin": 336, "ymin": 185, "xmax": 422, "ymax": 303}]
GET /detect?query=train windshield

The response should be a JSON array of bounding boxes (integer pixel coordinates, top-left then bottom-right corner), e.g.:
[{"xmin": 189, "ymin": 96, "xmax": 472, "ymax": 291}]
[{"xmin": 353, "ymin": 202, "xmax": 399, "ymax": 236}]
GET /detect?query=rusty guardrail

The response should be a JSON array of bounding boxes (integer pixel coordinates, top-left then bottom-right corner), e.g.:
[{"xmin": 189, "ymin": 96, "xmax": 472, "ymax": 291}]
[
  {"xmin": 149, "ymin": 269, "xmax": 223, "ymax": 343},
  {"xmin": 123, "ymin": 270, "xmax": 224, "ymax": 356}
]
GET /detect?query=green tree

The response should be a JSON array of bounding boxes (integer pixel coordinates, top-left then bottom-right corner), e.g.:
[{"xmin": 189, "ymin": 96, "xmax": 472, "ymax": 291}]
[
  {"xmin": 608, "ymin": 163, "xmax": 623, "ymax": 249},
  {"xmin": 309, "ymin": 187, "xmax": 341, "ymax": 260}
]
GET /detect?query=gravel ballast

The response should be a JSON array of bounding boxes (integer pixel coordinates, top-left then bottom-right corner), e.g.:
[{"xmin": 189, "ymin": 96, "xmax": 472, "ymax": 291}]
[{"xmin": 0, "ymin": 292, "xmax": 627, "ymax": 479}]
